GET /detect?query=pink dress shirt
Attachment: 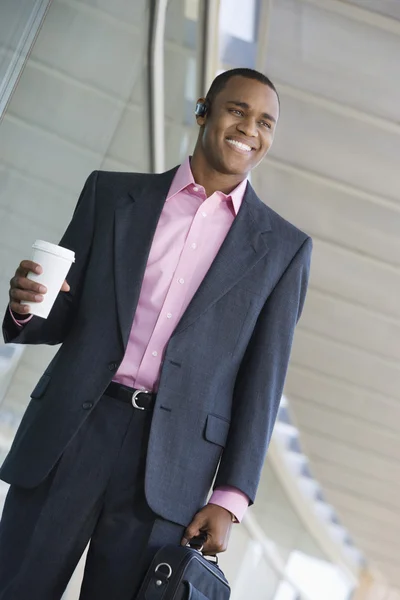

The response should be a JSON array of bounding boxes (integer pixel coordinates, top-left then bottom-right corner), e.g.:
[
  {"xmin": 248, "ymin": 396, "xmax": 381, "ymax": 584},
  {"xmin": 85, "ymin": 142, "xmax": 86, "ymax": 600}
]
[{"xmin": 11, "ymin": 158, "xmax": 250, "ymax": 521}]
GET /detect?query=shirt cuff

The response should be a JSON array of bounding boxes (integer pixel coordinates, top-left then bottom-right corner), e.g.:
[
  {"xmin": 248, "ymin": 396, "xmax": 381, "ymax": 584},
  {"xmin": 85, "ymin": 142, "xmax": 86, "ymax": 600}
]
[
  {"xmin": 9, "ymin": 305, "xmax": 33, "ymax": 327},
  {"xmin": 208, "ymin": 486, "xmax": 249, "ymax": 523}
]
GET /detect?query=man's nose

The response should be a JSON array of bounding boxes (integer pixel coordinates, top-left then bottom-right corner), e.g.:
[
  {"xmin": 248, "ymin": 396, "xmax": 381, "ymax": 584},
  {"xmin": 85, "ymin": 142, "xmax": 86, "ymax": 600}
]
[{"xmin": 237, "ymin": 117, "xmax": 258, "ymax": 139}]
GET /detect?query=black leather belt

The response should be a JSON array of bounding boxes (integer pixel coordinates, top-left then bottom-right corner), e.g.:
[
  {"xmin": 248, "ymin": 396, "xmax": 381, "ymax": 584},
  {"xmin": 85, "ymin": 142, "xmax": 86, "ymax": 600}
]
[{"xmin": 105, "ymin": 381, "xmax": 156, "ymax": 411}]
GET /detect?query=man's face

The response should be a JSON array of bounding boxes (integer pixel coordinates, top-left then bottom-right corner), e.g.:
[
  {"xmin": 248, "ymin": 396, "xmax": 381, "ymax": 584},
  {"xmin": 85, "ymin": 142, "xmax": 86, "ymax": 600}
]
[{"xmin": 197, "ymin": 76, "xmax": 280, "ymax": 177}]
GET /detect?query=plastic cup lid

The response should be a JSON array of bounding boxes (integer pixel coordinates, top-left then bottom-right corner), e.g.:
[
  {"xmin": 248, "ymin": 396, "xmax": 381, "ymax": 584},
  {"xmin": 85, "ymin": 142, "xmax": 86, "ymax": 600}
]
[{"xmin": 32, "ymin": 240, "xmax": 75, "ymax": 262}]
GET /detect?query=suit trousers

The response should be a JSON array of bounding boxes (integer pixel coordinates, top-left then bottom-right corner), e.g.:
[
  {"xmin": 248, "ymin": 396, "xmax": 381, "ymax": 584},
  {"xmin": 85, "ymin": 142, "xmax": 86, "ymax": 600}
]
[{"xmin": 0, "ymin": 392, "xmax": 185, "ymax": 600}]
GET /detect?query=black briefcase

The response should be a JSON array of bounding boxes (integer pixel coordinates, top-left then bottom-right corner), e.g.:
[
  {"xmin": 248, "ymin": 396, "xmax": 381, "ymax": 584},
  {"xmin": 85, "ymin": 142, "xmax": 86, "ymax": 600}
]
[{"xmin": 135, "ymin": 544, "xmax": 231, "ymax": 599}]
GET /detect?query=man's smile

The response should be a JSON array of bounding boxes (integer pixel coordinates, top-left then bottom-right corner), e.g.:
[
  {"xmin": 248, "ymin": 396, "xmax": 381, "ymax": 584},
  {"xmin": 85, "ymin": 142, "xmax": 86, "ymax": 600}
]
[{"xmin": 225, "ymin": 137, "xmax": 255, "ymax": 153}]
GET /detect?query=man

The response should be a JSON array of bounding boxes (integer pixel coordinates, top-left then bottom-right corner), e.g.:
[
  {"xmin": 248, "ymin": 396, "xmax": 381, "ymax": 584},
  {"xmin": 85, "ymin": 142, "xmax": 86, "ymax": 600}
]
[{"xmin": 0, "ymin": 68, "xmax": 312, "ymax": 599}]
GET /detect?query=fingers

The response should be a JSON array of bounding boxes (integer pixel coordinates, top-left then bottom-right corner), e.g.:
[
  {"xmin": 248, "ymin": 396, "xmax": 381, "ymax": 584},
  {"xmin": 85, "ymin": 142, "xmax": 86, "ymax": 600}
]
[
  {"xmin": 181, "ymin": 521, "xmax": 226, "ymax": 555},
  {"xmin": 10, "ymin": 275, "xmax": 47, "ymax": 296},
  {"xmin": 9, "ymin": 280, "xmax": 47, "ymax": 314},
  {"xmin": 181, "ymin": 517, "xmax": 203, "ymax": 547},
  {"xmin": 202, "ymin": 534, "xmax": 226, "ymax": 556},
  {"xmin": 9, "ymin": 261, "xmax": 71, "ymax": 315},
  {"xmin": 10, "ymin": 286, "xmax": 45, "ymax": 305},
  {"xmin": 9, "ymin": 303, "xmax": 32, "ymax": 316},
  {"xmin": 18, "ymin": 260, "xmax": 42, "ymax": 276},
  {"xmin": 184, "ymin": 526, "xmax": 226, "ymax": 555},
  {"xmin": 9, "ymin": 261, "xmax": 45, "ymax": 315}
]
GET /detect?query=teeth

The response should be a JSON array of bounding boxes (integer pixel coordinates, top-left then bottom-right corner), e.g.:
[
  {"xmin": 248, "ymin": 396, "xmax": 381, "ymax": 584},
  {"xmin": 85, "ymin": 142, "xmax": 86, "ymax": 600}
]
[{"xmin": 226, "ymin": 138, "xmax": 252, "ymax": 152}]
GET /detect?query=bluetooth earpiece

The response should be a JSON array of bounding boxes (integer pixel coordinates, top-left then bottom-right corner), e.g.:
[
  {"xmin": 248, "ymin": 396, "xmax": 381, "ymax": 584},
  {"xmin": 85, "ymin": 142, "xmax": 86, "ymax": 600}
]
[{"xmin": 195, "ymin": 99, "xmax": 209, "ymax": 117}]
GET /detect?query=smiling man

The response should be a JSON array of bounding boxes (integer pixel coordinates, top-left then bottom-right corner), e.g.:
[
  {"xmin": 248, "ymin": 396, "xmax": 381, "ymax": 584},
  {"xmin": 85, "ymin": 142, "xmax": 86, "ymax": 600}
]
[{"xmin": 0, "ymin": 68, "xmax": 312, "ymax": 600}]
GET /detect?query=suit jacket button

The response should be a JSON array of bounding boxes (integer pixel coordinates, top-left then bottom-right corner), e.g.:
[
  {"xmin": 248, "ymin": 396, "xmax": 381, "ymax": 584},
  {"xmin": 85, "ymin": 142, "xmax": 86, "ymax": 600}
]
[
  {"xmin": 108, "ymin": 362, "xmax": 118, "ymax": 371},
  {"xmin": 82, "ymin": 401, "xmax": 93, "ymax": 410}
]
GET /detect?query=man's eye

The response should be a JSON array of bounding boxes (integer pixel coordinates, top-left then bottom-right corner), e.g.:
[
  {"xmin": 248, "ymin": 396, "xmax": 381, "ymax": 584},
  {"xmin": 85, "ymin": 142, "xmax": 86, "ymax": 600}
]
[
  {"xmin": 230, "ymin": 109, "xmax": 243, "ymax": 116},
  {"xmin": 260, "ymin": 121, "xmax": 272, "ymax": 129}
]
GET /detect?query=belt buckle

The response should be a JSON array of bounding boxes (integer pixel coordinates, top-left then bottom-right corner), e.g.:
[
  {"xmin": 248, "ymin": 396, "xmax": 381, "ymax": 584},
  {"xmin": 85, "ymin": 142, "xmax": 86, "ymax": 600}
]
[{"xmin": 132, "ymin": 389, "xmax": 150, "ymax": 411}]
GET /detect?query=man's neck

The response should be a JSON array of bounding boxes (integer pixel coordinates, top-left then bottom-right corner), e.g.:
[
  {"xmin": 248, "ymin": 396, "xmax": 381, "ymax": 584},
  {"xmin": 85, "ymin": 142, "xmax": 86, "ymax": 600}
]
[{"xmin": 189, "ymin": 154, "xmax": 247, "ymax": 198}]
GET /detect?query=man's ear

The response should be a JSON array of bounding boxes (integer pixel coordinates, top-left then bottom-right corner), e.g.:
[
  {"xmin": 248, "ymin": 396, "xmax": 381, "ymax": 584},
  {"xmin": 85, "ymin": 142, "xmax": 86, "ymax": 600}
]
[{"xmin": 196, "ymin": 114, "xmax": 207, "ymax": 127}]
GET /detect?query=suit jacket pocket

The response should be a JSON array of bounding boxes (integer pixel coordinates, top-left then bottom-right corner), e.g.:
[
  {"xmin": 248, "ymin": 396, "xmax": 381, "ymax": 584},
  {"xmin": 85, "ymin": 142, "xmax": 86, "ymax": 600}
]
[
  {"xmin": 204, "ymin": 414, "xmax": 230, "ymax": 447},
  {"xmin": 30, "ymin": 373, "xmax": 51, "ymax": 399}
]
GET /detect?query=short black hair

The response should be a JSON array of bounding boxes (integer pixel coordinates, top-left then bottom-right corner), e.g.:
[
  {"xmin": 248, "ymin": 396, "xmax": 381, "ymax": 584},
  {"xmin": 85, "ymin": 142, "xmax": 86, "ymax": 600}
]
[{"xmin": 205, "ymin": 68, "xmax": 279, "ymax": 108}]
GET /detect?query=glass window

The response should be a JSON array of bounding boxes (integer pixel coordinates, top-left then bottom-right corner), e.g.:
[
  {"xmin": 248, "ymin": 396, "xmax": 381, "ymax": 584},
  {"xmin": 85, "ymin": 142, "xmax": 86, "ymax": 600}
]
[
  {"xmin": 219, "ymin": 0, "xmax": 260, "ymax": 68},
  {"xmin": 0, "ymin": 0, "xmax": 50, "ymax": 115},
  {"xmin": 0, "ymin": 0, "xmax": 152, "ymax": 512},
  {"xmin": 164, "ymin": 0, "xmax": 203, "ymax": 168}
]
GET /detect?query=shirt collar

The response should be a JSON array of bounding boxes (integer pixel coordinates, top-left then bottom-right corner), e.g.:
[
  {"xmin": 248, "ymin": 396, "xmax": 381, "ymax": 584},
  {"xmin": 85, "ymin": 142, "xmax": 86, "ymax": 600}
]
[{"xmin": 167, "ymin": 157, "xmax": 248, "ymax": 216}]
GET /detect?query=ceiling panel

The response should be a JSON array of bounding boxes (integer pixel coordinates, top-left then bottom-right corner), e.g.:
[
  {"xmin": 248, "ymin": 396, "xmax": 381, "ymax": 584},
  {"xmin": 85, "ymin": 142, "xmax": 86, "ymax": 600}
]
[
  {"xmin": 350, "ymin": 533, "xmax": 400, "ymax": 565},
  {"xmin": 291, "ymin": 328, "xmax": 400, "ymax": 400},
  {"xmin": 30, "ymin": 1, "xmax": 144, "ymax": 100},
  {"xmin": 290, "ymin": 396, "xmax": 400, "ymax": 462},
  {"xmin": 317, "ymin": 486, "xmax": 400, "ymax": 586},
  {"xmin": 265, "ymin": 0, "xmax": 400, "ymax": 122},
  {"xmin": 309, "ymin": 240, "xmax": 400, "ymax": 319},
  {"xmin": 270, "ymin": 93, "xmax": 400, "ymax": 204},
  {"xmin": 347, "ymin": 0, "xmax": 400, "ymax": 20},
  {"xmin": 0, "ymin": 116, "xmax": 98, "ymax": 192},
  {"xmin": 285, "ymin": 367, "xmax": 400, "ymax": 433},
  {"xmin": 341, "ymin": 509, "xmax": 400, "ymax": 547},
  {"xmin": 253, "ymin": 162, "xmax": 400, "ymax": 267},
  {"xmin": 7, "ymin": 63, "xmax": 123, "ymax": 155},
  {"xmin": 299, "ymin": 291, "xmax": 400, "ymax": 362},
  {"xmin": 300, "ymin": 431, "xmax": 400, "ymax": 485},
  {"xmin": 310, "ymin": 460, "xmax": 400, "ymax": 514},
  {"xmin": 322, "ymin": 487, "xmax": 399, "ymax": 530},
  {"xmin": 82, "ymin": 0, "xmax": 147, "ymax": 21}
]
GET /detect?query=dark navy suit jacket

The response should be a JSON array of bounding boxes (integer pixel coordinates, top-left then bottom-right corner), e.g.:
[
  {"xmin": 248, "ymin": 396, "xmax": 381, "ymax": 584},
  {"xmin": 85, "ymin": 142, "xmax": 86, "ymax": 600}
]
[{"xmin": 1, "ymin": 167, "xmax": 312, "ymax": 526}]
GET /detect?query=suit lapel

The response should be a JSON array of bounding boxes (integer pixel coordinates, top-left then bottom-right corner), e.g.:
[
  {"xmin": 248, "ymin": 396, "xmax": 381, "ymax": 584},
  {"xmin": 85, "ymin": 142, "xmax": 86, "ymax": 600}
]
[
  {"xmin": 172, "ymin": 183, "xmax": 271, "ymax": 337},
  {"xmin": 114, "ymin": 169, "xmax": 272, "ymax": 348},
  {"xmin": 114, "ymin": 167, "xmax": 178, "ymax": 348}
]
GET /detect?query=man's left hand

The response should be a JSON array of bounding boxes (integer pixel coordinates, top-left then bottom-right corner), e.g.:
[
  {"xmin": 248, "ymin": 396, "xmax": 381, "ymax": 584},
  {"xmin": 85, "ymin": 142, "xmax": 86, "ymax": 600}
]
[{"xmin": 181, "ymin": 504, "xmax": 233, "ymax": 555}]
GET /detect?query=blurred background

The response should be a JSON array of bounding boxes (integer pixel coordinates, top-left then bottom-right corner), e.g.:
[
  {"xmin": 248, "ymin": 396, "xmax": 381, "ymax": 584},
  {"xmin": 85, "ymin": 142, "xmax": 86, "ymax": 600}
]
[{"xmin": 1, "ymin": 1, "xmax": 400, "ymax": 598}]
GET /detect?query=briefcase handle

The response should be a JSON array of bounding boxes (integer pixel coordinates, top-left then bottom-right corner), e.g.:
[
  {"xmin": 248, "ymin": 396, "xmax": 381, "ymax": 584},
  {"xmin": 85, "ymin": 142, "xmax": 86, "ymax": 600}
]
[
  {"xmin": 186, "ymin": 534, "xmax": 219, "ymax": 565},
  {"xmin": 187, "ymin": 533, "xmax": 207, "ymax": 552}
]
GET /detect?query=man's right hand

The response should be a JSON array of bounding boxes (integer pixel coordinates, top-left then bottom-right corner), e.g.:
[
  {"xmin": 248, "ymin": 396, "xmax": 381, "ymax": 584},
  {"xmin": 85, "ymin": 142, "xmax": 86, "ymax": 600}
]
[{"xmin": 9, "ymin": 260, "xmax": 70, "ymax": 316}]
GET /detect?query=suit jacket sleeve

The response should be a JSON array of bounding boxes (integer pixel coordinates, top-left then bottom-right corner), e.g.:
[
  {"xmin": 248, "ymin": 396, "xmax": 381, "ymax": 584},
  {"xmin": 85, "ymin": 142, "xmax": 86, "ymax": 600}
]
[
  {"xmin": 213, "ymin": 236, "xmax": 312, "ymax": 505},
  {"xmin": 2, "ymin": 171, "xmax": 98, "ymax": 346}
]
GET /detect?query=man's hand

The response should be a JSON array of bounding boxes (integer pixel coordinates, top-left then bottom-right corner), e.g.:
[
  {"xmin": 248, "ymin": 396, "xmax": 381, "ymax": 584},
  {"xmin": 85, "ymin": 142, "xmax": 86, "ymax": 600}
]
[
  {"xmin": 9, "ymin": 260, "xmax": 70, "ymax": 315},
  {"xmin": 181, "ymin": 504, "xmax": 233, "ymax": 555}
]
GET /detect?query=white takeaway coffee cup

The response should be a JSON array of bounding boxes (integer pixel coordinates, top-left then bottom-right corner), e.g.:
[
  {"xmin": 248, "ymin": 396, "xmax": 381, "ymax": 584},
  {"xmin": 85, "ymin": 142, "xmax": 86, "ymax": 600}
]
[{"xmin": 21, "ymin": 240, "xmax": 75, "ymax": 319}]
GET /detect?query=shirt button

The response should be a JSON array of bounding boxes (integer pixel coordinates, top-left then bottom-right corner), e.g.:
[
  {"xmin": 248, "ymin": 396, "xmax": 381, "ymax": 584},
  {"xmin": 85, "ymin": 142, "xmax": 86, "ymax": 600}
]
[
  {"xmin": 82, "ymin": 401, "xmax": 93, "ymax": 410},
  {"xmin": 193, "ymin": 186, "xmax": 199, "ymax": 192},
  {"xmin": 152, "ymin": 351, "xmax": 158, "ymax": 357},
  {"xmin": 191, "ymin": 243, "xmax": 197, "ymax": 249},
  {"xmin": 167, "ymin": 313, "xmax": 172, "ymax": 319},
  {"xmin": 178, "ymin": 278, "xmax": 185, "ymax": 284},
  {"xmin": 202, "ymin": 212, "xmax": 207, "ymax": 217},
  {"xmin": 108, "ymin": 362, "xmax": 118, "ymax": 371}
]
